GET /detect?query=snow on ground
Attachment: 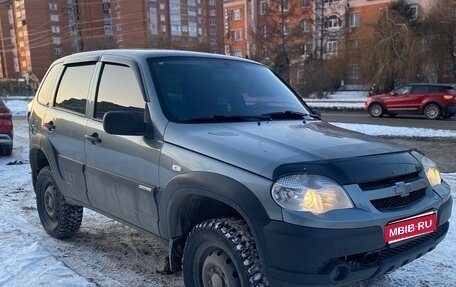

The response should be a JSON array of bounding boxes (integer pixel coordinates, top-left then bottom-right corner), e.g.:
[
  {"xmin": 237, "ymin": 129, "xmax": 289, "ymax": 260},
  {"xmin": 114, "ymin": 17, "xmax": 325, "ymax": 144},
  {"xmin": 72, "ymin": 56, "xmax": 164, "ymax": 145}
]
[
  {"xmin": 1, "ymin": 98, "xmax": 455, "ymax": 286},
  {"xmin": 2, "ymin": 98, "xmax": 30, "ymax": 117},
  {"xmin": 333, "ymin": 123, "xmax": 456, "ymax": 138}
]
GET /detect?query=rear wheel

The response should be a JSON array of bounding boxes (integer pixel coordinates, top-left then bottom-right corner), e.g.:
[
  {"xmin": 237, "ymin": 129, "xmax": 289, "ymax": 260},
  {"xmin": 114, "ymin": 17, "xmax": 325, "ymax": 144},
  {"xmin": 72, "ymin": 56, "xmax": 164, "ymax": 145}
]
[
  {"xmin": 0, "ymin": 145, "xmax": 12, "ymax": 156},
  {"xmin": 36, "ymin": 166, "xmax": 83, "ymax": 238},
  {"xmin": 424, "ymin": 104, "xmax": 441, "ymax": 120},
  {"xmin": 183, "ymin": 218, "xmax": 269, "ymax": 287},
  {"xmin": 368, "ymin": 103, "xmax": 384, "ymax": 118}
]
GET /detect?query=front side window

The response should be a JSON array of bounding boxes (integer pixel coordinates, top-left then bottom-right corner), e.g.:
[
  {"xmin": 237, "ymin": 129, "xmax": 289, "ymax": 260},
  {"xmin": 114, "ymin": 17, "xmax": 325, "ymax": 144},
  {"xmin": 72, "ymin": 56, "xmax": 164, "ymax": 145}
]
[
  {"xmin": 54, "ymin": 64, "xmax": 95, "ymax": 114},
  {"xmin": 394, "ymin": 86, "xmax": 412, "ymax": 95},
  {"xmin": 95, "ymin": 64, "xmax": 145, "ymax": 120},
  {"xmin": 149, "ymin": 58, "xmax": 310, "ymax": 123}
]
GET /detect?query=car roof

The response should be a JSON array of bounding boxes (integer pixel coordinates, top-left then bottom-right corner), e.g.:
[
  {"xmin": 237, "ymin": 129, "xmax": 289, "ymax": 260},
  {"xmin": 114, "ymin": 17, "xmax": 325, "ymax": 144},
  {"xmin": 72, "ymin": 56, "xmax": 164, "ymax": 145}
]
[{"xmin": 54, "ymin": 49, "xmax": 258, "ymax": 66}]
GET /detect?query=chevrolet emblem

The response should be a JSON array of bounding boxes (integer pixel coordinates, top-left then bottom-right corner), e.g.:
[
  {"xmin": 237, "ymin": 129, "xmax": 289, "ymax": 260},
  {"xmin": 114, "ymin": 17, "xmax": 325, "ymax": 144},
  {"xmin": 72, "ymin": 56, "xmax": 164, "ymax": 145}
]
[{"xmin": 394, "ymin": 182, "xmax": 413, "ymax": 197}]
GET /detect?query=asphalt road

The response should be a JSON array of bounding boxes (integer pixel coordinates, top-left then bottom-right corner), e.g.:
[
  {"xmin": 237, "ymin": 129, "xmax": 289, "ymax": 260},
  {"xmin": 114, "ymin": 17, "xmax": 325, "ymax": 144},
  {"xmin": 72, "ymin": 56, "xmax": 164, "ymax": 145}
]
[
  {"xmin": 321, "ymin": 110, "xmax": 456, "ymax": 130},
  {"xmin": 319, "ymin": 110, "xmax": 456, "ymax": 172}
]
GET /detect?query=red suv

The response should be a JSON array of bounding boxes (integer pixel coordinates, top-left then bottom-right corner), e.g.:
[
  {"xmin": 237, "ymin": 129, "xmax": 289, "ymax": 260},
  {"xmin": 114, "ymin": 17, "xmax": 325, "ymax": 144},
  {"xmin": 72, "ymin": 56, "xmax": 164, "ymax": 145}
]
[
  {"xmin": 365, "ymin": 83, "xmax": 456, "ymax": 120},
  {"xmin": 0, "ymin": 99, "xmax": 13, "ymax": 156}
]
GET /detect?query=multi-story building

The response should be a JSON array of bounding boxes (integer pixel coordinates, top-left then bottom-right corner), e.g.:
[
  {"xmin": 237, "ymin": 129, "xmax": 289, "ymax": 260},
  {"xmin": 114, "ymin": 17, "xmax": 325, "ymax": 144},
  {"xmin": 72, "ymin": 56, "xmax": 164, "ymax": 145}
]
[
  {"xmin": 0, "ymin": 0, "xmax": 224, "ymax": 81},
  {"xmin": 224, "ymin": 0, "xmax": 249, "ymax": 58}
]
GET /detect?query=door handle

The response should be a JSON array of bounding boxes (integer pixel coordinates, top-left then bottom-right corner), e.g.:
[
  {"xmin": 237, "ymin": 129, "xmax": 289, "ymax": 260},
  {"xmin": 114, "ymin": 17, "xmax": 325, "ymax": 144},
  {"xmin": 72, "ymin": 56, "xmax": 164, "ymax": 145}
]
[
  {"xmin": 44, "ymin": 121, "xmax": 55, "ymax": 131},
  {"xmin": 85, "ymin": 133, "xmax": 102, "ymax": 144}
]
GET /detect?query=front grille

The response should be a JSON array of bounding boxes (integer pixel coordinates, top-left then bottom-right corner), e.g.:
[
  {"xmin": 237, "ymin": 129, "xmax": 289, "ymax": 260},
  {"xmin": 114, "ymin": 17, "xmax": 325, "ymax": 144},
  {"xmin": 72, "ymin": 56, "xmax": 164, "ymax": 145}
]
[
  {"xmin": 359, "ymin": 172, "xmax": 421, "ymax": 191},
  {"xmin": 371, "ymin": 188, "xmax": 425, "ymax": 211}
]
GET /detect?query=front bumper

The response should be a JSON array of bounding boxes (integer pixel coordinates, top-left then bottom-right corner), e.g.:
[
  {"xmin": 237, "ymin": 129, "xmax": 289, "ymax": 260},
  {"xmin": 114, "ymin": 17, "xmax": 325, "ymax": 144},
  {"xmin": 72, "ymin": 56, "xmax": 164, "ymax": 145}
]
[{"xmin": 254, "ymin": 196, "xmax": 452, "ymax": 287}]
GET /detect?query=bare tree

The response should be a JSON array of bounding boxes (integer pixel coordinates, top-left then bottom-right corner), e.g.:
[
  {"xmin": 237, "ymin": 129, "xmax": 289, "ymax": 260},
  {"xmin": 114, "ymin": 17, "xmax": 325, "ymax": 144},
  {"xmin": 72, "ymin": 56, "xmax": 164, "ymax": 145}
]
[
  {"xmin": 362, "ymin": 0, "xmax": 426, "ymax": 92},
  {"xmin": 422, "ymin": 0, "xmax": 456, "ymax": 80}
]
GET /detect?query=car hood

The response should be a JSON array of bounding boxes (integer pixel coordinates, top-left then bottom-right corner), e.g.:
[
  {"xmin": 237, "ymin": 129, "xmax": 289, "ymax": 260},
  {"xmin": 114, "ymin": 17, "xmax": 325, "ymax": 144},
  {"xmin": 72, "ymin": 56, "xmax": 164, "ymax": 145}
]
[{"xmin": 164, "ymin": 120, "xmax": 411, "ymax": 179}]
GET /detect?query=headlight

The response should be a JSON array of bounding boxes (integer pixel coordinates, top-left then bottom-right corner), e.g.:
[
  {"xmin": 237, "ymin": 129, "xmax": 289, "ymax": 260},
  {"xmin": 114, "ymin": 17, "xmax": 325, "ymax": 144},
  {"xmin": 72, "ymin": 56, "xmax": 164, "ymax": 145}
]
[
  {"xmin": 412, "ymin": 151, "xmax": 442, "ymax": 187},
  {"xmin": 421, "ymin": 156, "xmax": 442, "ymax": 187},
  {"xmin": 271, "ymin": 174, "xmax": 354, "ymax": 214}
]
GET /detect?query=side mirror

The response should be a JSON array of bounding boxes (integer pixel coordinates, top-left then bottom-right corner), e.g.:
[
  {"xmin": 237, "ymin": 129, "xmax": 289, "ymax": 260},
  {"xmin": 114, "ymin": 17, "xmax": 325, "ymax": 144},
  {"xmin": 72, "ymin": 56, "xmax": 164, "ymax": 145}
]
[
  {"xmin": 311, "ymin": 108, "xmax": 322, "ymax": 119},
  {"xmin": 390, "ymin": 91, "xmax": 397, "ymax": 96},
  {"xmin": 103, "ymin": 111, "xmax": 145, "ymax": 136}
]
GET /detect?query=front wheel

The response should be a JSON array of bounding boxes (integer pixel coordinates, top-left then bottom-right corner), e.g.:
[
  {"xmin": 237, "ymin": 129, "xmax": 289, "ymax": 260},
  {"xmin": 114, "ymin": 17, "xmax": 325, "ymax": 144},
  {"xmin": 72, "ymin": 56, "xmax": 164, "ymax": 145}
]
[
  {"xmin": 424, "ymin": 104, "xmax": 441, "ymax": 120},
  {"xmin": 368, "ymin": 103, "xmax": 384, "ymax": 118},
  {"xmin": 183, "ymin": 218, "xmax": 269, "ymax": 287},
  {"xmin": 36, "ymin": 166, "xmax": 83, "ymax": 238}
]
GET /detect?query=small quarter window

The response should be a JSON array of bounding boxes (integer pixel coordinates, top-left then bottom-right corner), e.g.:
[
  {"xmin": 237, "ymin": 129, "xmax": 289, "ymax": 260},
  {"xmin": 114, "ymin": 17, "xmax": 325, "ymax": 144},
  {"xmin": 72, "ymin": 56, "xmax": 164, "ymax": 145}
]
[{"xmin": 37, "ymin": 63, "xmax": 62, "ymax": 105}]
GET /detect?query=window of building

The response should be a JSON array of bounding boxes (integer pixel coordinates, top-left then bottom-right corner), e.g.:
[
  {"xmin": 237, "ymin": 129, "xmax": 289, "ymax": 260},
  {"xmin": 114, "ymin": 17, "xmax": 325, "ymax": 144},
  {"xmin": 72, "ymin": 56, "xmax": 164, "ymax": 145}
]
[
  {"xmin": 162, "ymin": 25, "xmax": 167, "ymax": 32},
  {"xmin": 48, "ymin": 2, "xmax": 58, "ymax": 10},
  {"xmin": 54, "ymin": 64, "xmax": 95, "ymax": 114},
  {"xmin": 209, "ymin": 28, "xmax": 216, "ymax": 35},
  {"xmin": 52, "ymin": 36, "xmax": 61, "ymax": 45},
  {"xmin": 348, "ymin": 64, "xmax": 359, "ymax": 79},
  {"xmin": 300, "ymin": 42, "xmax": 311, "ymax": 56},
  {"xmin": 280, "ymin": 22, "xmax": 289, "ymax": 35},
  {"xmin": 198, "ymin": 8, "xmax": 203, "ymax": 15},
  {"xmin": 262, "ymin": 47, "xmax": 268, "ymax": 59},
  {"xmin": 210, "ymin": 9, "xmax": 216, "ymax": 16},
  {"xmin": 444, "ymin": 62, "xmax": 455, "ymax": 77},
  {"xmin": 349, "ymin": 12, "xmax": 360, "ymax": 27},
  {"xmin": 209, "ymin": 18, "xmax": 216, "ymax": 25},
  {"xmin": 324, "ymin": 0, "xmax": 340, "ymax": 3},
  {"xmin": 409, "ymin": 4, "xmax": 419, "ymax": 20},
  {"xmin": 104, "ymin": 25, "xmax": 113, "ymax": 35},
  {"xmin": 231, "ymin": 30, "xmax": 242, "ymax": 41},
  {"xmin": 297, "ymin": 69, "xmax": 304, "ymax": 81},
  {"xmin": 210, "ymin": 38, "xmax": 217, "ymax": 45},
  {"xmin": 50, "ymin": 14, "xmax": 59, "ymax": 22},
  {"xmin": 209, "ymin": 0, "xmax": 215, "ymax": 5},
  {"xmin": 117, "ymin": 35, "xmax": 123, "ymax": 42},
  {"xmin": 160, "ymin": 14, "xmax": 165, "ymax": 21},
  {"xmin": 51, "ymin": 26, "xmax": 60, "ymax": 33},
  {"xmin": 279, "ymin": 0, "xmax": 289, "ymax": 11},
  {"xmin": 117, "ymin": 24, "xmax": 122, "ymax": 31},
  {"xmin": 325, "ymin": 15, "xmax": 341, "ymax": 29},
  {"xmin": 300, "ymin": 19, "xmax": 311, "ymax": 33},
  {"xmin": 301, "ymin": 0, "xmax": 310, "ymax": 8},
  {"xmin": 234, "ymin": 51, "xmax": 242, "ymax": 57},
  {"xmin": 55, "ymin": 47, "xmax": 62, "ymax": 55},
  {"xmin": 95, "ymin": 64, "xmax": 145, "ymax": 120},
  {"xmin": 260, "ymin": 1, "xmax": 269, "ymax": 15},
  {"xmin": 231, "ymin": 9, "xmax": 242, "ymax": 20},
  {"xmin": 262, "ymin": 25, "xmax": 268, "ymax": 37},
  {"xmin": 348, "ymin": 38, "xmax": 358, "ymax": 51},
  {"xmin": 160, "ymin": 3, "xmax": 165, "ymax": 10},
  {"xmin": 326, "ymin": 41, "xmax": 338, "ymax": 54}
]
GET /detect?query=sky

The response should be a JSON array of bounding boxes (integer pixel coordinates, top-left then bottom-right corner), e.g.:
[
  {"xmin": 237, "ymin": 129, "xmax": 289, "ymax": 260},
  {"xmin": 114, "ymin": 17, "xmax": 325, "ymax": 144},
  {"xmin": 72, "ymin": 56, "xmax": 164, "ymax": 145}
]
[{"xmin": 0, "ymin": 96, "xmax": 455, "ymax": 286}]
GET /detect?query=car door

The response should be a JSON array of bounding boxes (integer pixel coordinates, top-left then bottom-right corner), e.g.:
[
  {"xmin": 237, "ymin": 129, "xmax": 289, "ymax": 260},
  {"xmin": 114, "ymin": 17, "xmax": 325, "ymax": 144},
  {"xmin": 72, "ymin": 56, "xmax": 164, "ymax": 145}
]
[
  {"xmin": 384, "ymin": 85, "xmax": 413, "ymax": 111},
  {"xmin": 408, "ymin": 85, "xmax": 428, "ymax": 110},
  {"xmin": 84, "ymin": 60, "xmax": 161, "ymax": 234},
  {"xmin": 39, "ymin": 61, "xmax": 96, "ymax": 205}
]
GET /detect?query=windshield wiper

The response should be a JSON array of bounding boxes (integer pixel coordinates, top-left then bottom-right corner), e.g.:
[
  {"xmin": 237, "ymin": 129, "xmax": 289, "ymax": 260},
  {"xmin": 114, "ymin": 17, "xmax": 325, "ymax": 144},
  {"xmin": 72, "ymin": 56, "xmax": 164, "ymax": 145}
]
[
  {"xmin": 180, "ymin": 114, "xmax": 271, "ymax": 123},
  {"xmin": 261, "ymin": 111, "xmax": 316, "ymax": 120}
]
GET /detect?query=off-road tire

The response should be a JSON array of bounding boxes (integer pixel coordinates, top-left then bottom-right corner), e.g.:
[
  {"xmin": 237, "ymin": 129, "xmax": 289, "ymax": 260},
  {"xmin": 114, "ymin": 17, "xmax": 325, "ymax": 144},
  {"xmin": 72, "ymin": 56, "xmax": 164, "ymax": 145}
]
[
  {"xmin": 36, "ymin": 166, "xmax": 83, "ymax": 238},
  {"xmin": 424, "ymin": 104, "xmax": 441, "ymax": 120},
  {"xmin": 183, "ymin": 218, "xmax": 269, "ymax": 287},
  {"xmin": 368, "ymin": 103, "xmax": 384, "ymax": 118}
]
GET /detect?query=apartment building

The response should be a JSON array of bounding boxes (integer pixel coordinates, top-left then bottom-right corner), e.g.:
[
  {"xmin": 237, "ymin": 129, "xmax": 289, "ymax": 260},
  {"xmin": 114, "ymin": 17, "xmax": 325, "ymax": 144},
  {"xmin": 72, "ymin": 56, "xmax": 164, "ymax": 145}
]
[
  {"xmin": 0, "ymin": 0, "xmax": 224, "ymax": 81},
  {"xmin": 224, "ymin": 0, "xmax": 249, "ymax": 58}
]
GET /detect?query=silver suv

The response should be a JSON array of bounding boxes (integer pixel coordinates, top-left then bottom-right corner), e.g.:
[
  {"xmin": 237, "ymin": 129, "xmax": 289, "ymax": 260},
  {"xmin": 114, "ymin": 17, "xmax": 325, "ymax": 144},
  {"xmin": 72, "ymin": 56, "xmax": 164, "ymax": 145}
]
[{"xmin": 28, "ymin": 50, "xmax": 452, "ymax": 287}]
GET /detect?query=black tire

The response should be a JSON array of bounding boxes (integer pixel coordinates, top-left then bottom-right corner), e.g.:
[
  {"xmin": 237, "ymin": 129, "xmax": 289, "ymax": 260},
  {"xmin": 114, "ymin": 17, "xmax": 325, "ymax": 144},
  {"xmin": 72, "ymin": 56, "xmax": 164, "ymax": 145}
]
[
  {"xmin": 36, "ymin": 166, "xmax": 83, "ymax": 238},
  {"xmin": 368, "ymin": 103, "xmax": 384, "ymax": 118},
  {"xmin": 0, "ymin": 145, "xmax": 12, "ymax": 156},
  {"xmin": 424, "ymin": 104, "xmax": 441, "ymax": 120},
  {"xmin": 183, "ymin": 218, "xmax": 269, "ymax": 287}
]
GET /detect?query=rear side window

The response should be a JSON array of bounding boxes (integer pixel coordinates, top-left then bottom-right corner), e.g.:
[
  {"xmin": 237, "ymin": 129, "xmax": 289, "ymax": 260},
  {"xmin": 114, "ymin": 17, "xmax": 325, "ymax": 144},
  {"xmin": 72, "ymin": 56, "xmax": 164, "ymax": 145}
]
[
  {"xmin": 411, "ymin": 85, "xmax": 428, "ymax": 94},
  {"xmin": 54, "ymin": 64, "xmax": 95, "ymax": 114},
  {"xmin": 94, "ymin": 63, "xmax": 145, "ymax": 120},
  {"xmin": 37, "ymin": 63, "xmax": 62, "ymax": 105}
]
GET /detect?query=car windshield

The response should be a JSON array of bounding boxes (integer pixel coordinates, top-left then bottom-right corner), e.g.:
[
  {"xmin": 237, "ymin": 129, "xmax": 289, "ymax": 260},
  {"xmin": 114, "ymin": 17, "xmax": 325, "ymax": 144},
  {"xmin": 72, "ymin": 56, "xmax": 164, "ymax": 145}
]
[{"xmin": 148, "ymin": 57, "xmax": 311, "ymax": 123}]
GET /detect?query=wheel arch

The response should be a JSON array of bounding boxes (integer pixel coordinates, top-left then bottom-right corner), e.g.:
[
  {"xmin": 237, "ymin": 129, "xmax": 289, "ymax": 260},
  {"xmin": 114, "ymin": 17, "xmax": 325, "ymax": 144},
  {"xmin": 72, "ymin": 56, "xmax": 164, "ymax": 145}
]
[{"xmin": 160, "ymin": 171, "xmax": 269, "ymax": 272}]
